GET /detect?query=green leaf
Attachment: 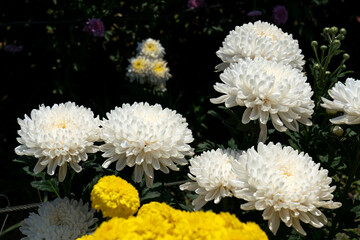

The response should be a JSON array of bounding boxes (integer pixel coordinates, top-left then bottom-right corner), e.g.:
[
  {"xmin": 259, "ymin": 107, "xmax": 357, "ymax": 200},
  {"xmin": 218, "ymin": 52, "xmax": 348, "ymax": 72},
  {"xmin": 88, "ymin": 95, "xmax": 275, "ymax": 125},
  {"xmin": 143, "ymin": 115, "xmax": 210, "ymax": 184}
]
[
  {"xmin": 30, "ymin": 178, "xmax": 59, "ymax": 195},
  {"xmin": 141, "ymin": 191, "xmax": 161, "ymax": 202}
]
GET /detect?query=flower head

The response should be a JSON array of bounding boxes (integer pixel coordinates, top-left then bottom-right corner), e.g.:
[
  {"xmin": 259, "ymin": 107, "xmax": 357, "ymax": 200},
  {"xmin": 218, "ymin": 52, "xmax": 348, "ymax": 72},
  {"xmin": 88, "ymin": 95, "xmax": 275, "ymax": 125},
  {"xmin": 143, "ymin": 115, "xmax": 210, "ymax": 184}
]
[
  {"xmin": 231, "ymin": 142, "xmax": 342, "ymax": 235},
  {"xmin": 210, "ymin": 58, "xmax": 314, "ymax": 142},
  {"xmin": 321, "ymin": 78, "xmax": 360, "ymax": 124},
  {"xmin": 15, "ymin": 102, "xmax": 101, "ymax": 182},
  {"xmin": 215, "ymin": 20, "xmax": 304, "ymax": 72},
  {"xmin": 136, "ymin": 38, "xmax": 165, "ymax": 59},
  {"xmin": 20, "ymin": 197, "xmax": 97, "ymax": 240},
  {"xmin": 91, "ymin": 175, "xmax": 140, "ymax": 218},
  {"xmin": 187, "ymin": 0, "xmax": 207, "ymax": 9},
  {"xmin": 180, "ymin": 148, "xmax": 242, "ymax": 210},
  {"xmin": 148, "ymin": 59, "xmax": 172, "ymax": 90},
  {"xmin": 91, "ymin": 201, "xmax": 268, "ymax": 240},
  {"xmin": 83, "ymin": 18, "xmax": 105, "ymax": 37},
  {"xmin": 272, "ymin": 5, "xmax": 288, "ymax": 25},
  {"xmin": 100, "ymin": 102, "xmax": 194, "ymax": 187},
  {"xmin": 126, "ymin": 56, "xmax": 151, "ymax": 83}
]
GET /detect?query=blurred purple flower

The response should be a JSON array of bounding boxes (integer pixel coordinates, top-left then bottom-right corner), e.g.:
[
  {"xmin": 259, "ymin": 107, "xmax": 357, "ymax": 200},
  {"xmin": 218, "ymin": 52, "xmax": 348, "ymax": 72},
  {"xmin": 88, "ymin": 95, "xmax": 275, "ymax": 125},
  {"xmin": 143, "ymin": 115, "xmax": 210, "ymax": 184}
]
[
  {"xmin": 247, "ymin": 10, "xmax": 262, "ymax": 17},
  {"xmin": 4, "ymin": 44, "xmax": 24, "ymax": 53},
  {"xmin": 272, "ymin": 5, "xmax": 288, "ymax": 25},
  {"xmin": 83, "ymin": 18, "xmax": 105, "ymax": 37},
  {"xmin": 188, "ymin": 0, "xmax": 206, "ymax": 9}
]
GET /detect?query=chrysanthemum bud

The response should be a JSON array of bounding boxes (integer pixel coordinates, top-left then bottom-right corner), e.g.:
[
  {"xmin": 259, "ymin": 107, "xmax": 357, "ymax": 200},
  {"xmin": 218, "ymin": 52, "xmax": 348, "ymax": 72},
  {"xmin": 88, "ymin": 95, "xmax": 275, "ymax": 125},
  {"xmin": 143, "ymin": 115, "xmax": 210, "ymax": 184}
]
[
  {"xmin": 311, "ymin": 41, "xmax": 318, "ymax": 48},
  {"xmin": 325, "ymin": 71, "xmax": 331, "ymax": 75},
  {"xmin": 313, "ymin": 63, "xmax": 320, "ymax": 70},
  {"xmin": 323, "ymin": 27, "xmax": 330, "ymax": 34},
  {"xmin": 343, "ymin": 53, "xmax": 350, "ymax": 61},
  {"xmin": 332, "ymin": 40, "xmax": 341, "ymax": 48},
  {"xmin": 340, "ymin": 64, "xmax": 346, "ymax": 70},
  {"xmin": 336, "ymin": 34, "xmax": 345, "ymax": 41},
  {"xmin": 320, "ymin": 45, "xmax": 328, "ymax": 51},
  {"xmin": 330, "ymin": 26, "xmax": 338, "ymax": 35},
  {"xmin": 340, "ymin": 28, "xmax": 346, "ymax": 35},
  {"xmin": 332, "ymin": 126, "xmax": 344, "ymax": 137}
]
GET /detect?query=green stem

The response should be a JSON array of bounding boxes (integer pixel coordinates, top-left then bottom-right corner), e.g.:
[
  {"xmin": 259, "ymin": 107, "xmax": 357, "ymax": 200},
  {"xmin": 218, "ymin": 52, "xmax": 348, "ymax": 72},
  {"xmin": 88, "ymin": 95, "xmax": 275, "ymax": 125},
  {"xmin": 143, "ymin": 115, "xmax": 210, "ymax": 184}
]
[
  {"xmin": 0, "ymin": 222, "xmax": 21, "ymax": 237},
  {"xmin": 48, "ymin": 180, "xmax": 61, "ymax": 198}
]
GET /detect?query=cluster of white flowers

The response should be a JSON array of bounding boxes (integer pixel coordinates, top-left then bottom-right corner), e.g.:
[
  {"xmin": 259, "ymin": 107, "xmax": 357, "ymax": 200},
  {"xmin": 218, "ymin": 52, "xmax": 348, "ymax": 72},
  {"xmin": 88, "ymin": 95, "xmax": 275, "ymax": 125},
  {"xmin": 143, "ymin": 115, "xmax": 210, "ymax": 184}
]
[
  {"xmin": 211, "ymin": 21, "xmax": 314, "ymax": 142},
  {"xmin": 14, "ymin": 20, "xmax": 351, "ymax": 239},
  {"xmin": 15, "ymin": 101, "xmax": 194, "ymax": 188},
  {"xmin": 126, "ymin": 38, "xmax": 171, "ymax": 91},
  {"xmin": 20, "ymin": 197, "xmax": 97, "ymax": 240},
  {"xmin": 180, "ymin": 20, "xmax": 343, "ymax": 237},
  {"xmin": 180, "ymin": 142, "xmax": 341, "ymax": 236}
]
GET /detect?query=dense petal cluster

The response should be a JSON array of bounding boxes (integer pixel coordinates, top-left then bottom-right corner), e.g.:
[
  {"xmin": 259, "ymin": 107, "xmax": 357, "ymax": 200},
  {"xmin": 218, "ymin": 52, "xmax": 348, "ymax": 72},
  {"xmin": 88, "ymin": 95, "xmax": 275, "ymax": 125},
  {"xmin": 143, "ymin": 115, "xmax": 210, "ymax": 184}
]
[
  {"xmin": 127, "ymin": 38, "xmax": 171, "ymax": 90},
  {"xmin": 20, "ymin": 198, "xmax": 97, "ymax": 240},
  {"xmin": 215, "ymin": 20, "xmax": 304, "ymax": 72},
  {"xmin": 90, "ymin": 175, "xmax": 140, "ymax": 218},
  {"xmin": 231, "ymin": 142, "xmax": 342, "ymax": 235},
  {"xmin": 321, "ymin": 78, "xmax": 360, "ymax": 124},
  {"xmin": 90, "ymin": 201, "xmax": 268, "ymax": 240},
  {"xmin": 100, "ymin": 102, "xmax": 194, "ymax": 187},
  {"xmin": 15, "ymin": 102, "xmax": 101, "ymax": 182},
  {"xmin": 211, "ymin": 58, "xmax": 314, "ymax": 142},
  {"xmin": 180, "ymin": 148, "xmax": 242, "ymax": 210}
]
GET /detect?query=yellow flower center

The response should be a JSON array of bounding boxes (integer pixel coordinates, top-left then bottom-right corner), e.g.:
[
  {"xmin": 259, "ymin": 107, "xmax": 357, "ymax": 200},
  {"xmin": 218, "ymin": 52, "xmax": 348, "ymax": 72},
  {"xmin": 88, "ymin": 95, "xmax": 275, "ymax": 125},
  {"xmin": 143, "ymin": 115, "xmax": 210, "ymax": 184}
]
[{"xmin": 144, "ymin": 43, "xmax": 155, "ymax": 52}]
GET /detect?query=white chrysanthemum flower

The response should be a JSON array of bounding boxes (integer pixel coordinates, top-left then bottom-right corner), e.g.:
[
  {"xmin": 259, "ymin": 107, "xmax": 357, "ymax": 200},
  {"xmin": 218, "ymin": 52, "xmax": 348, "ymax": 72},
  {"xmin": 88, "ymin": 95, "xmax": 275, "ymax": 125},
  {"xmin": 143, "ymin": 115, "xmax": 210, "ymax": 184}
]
[
  {"xmin": 148, "ymin": 59, "xmax": 172, "ymax": 90},
  {"xmin": 210, "ymin": 58, "xmax": 314, "ymax": 143},
  {"xmin": 20, "ymin": 197, "xmax": 97, "ymax": 240},
  {"xmin": 126, "ymin": 56, "xmax": 151, "ymax": 83},
  {"xmin": 15, "ymin": 102, "xmax": 101, "ymax": 182},
  {"xmin": 136, "ymin": 38, "xmax": 165, "ymax": 59},
  {"xmin": 215, "ymin": 20, "xmax": 304, "ymax": 72},
  {"xmin": 180, "ymin": 148, "xmax": 242, "ymax": 210},
  {"xmin": 100, "ymin": 102, "xmax": 194, "ymax": 188},
  {"xmin": 321, "ymin": 78, "xmax": 360, "ymax": 124},
  {"xmin": 231, "ymin": 142, "xmax": 341, "ymax": 236}
]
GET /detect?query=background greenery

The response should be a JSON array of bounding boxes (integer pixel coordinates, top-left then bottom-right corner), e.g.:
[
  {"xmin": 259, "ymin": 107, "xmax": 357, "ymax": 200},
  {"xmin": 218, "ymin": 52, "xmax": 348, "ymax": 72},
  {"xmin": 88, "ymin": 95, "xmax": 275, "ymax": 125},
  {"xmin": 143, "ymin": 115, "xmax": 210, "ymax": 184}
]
[{"xmin": 1, "ymin": 0, "xmax": 360, "ymax": 239}]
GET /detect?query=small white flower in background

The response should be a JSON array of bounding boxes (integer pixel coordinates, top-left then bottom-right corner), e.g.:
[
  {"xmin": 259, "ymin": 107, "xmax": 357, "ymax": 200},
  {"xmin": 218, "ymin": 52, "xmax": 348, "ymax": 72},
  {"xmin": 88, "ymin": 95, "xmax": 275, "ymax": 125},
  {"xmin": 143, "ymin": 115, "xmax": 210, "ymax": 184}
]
[
  {"xmin": 321, "ymin": 78, "xmax": 360, "ymax": 124},
  {"xmin": 180, "ymin": 148, "xmax": 242, "ymax": 210},
  {"xmin": 231, "ymin": 142, "xmax": 341, "ymax": 236},
  {"xmin": 127, "ymin": 38, "xmax": 171, "ymax": 91},
  {"xmin": 148, "ymin": 59, "xmax": 172, "ymax": 90},
  {"xmin": 20, "ymin": 197, "xmax": 97, "ymax": 240},
  {"xmin": 136, "ymin": 38, "xmax": 165, "ymax": 59},
  {"xmin": 126, "ymin": 56, "xmax": 151, "ymax": 83},
  {"xmin": 210, "ymin": 58, "xmax": 314, "ymax": 143},
  {"xmin": 100, "ymin": 102, "xmax": 194, "ymax": 188},
  {"xmin": 215, "ymin": 20, "xmax": 304, "ymax": 72},
  {"xmin": 15, "ymin": 102, "xmax": 101, "ymax": 182}
]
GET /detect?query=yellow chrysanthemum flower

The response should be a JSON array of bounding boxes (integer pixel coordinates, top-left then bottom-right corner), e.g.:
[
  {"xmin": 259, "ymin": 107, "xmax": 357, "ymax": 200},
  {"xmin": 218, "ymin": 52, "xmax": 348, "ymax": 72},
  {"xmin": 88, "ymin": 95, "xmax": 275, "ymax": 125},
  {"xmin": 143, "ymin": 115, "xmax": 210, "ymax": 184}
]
[
  {"xmin": 90, "ymin": 201, "xmax": 268, "ymax": 240},
  {"xmin": 76, "ymin": 235, "xmax": 95, "ymax": 240},
  {"xmin": 92, "ymin": 214, "xmax": 174, "ymax": 240},
  {"xmin": 90, "ymin": 175, "xmax": 140, "ymax": 218}
]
